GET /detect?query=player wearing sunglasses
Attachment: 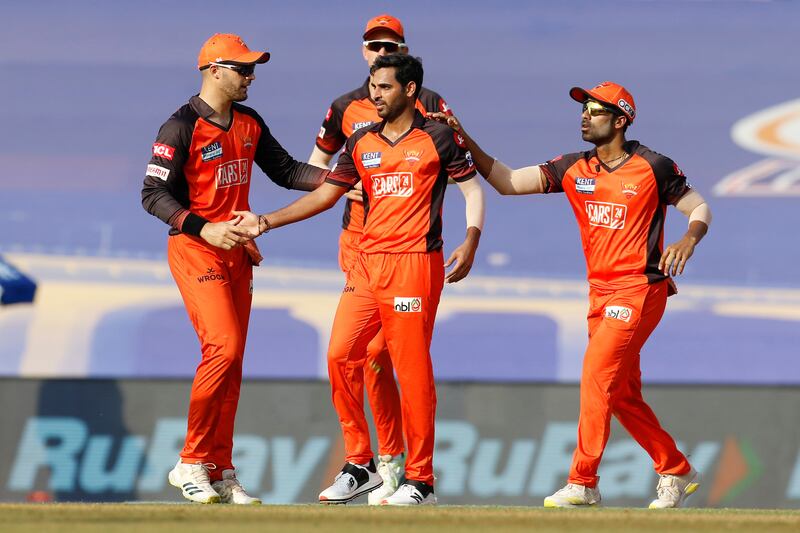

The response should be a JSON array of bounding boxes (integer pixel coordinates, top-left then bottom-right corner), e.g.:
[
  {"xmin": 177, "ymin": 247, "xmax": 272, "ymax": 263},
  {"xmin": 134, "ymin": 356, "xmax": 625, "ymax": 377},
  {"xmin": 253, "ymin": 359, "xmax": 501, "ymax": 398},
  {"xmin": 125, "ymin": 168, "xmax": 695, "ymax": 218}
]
[
  {"xmin": 307, "ymin": 15, "xmax": 483, "ymax": 505},
  {"xmin": 430, "ymin": 81, "xmax": 712, "ymax": 509},
  {"xmin": 142, "ymin": 33, "xmax": 328, "ymax": 505}
]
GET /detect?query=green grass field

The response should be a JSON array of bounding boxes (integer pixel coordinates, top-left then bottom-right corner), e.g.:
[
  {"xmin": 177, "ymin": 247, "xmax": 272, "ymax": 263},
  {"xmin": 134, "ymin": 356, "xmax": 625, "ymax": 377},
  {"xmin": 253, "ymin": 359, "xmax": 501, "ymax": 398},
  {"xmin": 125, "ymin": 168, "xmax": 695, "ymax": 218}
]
[{"xmin": 1, "ymin": 504, "xmax": 799, "ymax": 533}]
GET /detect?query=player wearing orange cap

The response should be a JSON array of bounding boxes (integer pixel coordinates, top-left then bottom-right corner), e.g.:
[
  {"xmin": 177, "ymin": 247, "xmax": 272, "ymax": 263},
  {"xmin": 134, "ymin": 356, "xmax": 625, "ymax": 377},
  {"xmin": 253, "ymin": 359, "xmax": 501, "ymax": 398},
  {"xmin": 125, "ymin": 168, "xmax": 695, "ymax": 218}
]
[
  {"xmin": 142, "ymin": 33, "xmax": 328, "ymax": 504},
  {"xmin": 308, "ymin": 14, "xmax": 471, "ymax": 505},
  {"xmin": 431, "ymin": 81, "xmax": 712, "ymax": 509},
  {"xmin": 235, "ymin": 53, "xmax": 483, "ymax": 506}
]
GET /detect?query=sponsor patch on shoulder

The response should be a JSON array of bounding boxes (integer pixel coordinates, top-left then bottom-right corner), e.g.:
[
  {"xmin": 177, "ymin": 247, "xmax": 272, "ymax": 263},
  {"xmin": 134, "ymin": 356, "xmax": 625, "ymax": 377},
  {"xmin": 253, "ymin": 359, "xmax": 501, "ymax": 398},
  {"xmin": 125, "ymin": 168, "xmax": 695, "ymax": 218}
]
[
  {"xmin": 202, "ymin": 142, "xmax": 223, "ymax": 162},
  {"xmin": 454, "ymin": 132, "xmax": 467, "ymax": 148},
  {"xmin": 353, "ymin": 121, "xmax": 373, "ymax": 131},
  {"xmin": 575, "ymin": 177, "xmax": 595, "ymax": 194},
  {"xmin": 394, "ymin": 296, "xmax": 422, "ymax": 313},
  {"xmin": 152, "ymin": 143, "xmax": 175, "ymax": 160},
  {"xmin": 146, "ymin": 164, "xmax": 170, "ymax": 180},
  {"xmin": 605, "ymin": 305, "xmax": 632, "ymax": 322},
  {"xmin": 361, "ymin": 151, "xmax": 382, "ymax": 169}
]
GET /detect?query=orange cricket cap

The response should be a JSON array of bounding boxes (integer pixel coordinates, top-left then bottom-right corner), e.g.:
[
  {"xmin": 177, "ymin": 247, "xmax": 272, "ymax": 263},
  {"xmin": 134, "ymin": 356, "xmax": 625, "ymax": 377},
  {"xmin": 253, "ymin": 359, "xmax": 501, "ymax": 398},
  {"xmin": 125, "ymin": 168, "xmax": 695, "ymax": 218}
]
[
  {"xmin": 363, "ymin": 14, "xmax": 405, "ymax": 41},
  {"xmin": 197, "ymin": 33, "xmax": 270, "ymax": 70},
  {"xmin": 569, "ymin": 81, "xmax": 636, "ymax": 123}
]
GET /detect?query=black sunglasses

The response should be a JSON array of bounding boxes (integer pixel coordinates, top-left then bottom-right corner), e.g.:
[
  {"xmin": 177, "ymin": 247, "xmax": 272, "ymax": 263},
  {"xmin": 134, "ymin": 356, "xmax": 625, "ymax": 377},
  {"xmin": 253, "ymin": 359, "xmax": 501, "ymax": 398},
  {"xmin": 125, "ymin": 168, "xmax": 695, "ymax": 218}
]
[
  {"xmin": 363, "ymin": 40, "xmax": 408, "ymax": 53},
  {"xmin": 210, "ymin": 62, "xmax": 256, "ymax": 77}
]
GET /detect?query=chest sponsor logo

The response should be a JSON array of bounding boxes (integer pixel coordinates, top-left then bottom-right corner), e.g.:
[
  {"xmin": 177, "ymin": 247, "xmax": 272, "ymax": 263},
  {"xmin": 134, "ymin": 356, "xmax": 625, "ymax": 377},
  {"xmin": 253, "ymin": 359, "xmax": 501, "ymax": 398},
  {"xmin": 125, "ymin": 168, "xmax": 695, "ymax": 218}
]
[
  {"xmin": 372, "ymin": 171, "xmax": 413, "ymax": 198},
  {"xmin": 216, "ymin": 159, "xmax": 249, "ymax": 189},
  {"xmin": 585, "ymin": 201, "xmax": 627, "ymax": 229},
  {"xmin": 146, "ymin": 164, "xmax": 170, "ymax": 181},
  {"xmin": 605, "ymin": 305, "xmax": 632, "ymax": 322},
  {"xmin": 394, "ymin": 296, "xmax": 422, "ymax": 313},
  {"xmin": 152, "ymin": 143, "xmax": 175, "ymax": 160},
  {"xmin": 575, "ymin": 177, "xmax": 595, "ymax": 194},
  {"xmin": 620, "ymin": 181, "xmax": 639, "ymax": 198},
  {"xmin": 403, "ymin": 149, "xmax": 424, "ymax": 165},
  {"xmin": 201, "ymin": 142, "xmax": 223, "ymax": 162},
  {"xmin": 353, "ymin": 121, "xmax": 374, "ymax": 132},
  {"xmin": 361, "ymin": 151, "xmax": 382, "ymax": 169}
]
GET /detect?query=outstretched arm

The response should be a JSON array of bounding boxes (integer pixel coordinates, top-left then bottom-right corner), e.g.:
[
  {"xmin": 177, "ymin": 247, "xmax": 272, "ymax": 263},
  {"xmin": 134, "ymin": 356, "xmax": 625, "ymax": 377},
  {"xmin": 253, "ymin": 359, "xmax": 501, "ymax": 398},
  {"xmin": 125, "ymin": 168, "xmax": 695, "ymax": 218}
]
[
  {"xmin": 428, "ymin": 112, "xmax": 546, "ymax": 195},
  {"xmin": 659, "ymin": 189, "xmax": 712, "ymax": 276},
  {"xmin": 445, "ymin": 177, "xmax": 485, "ymax": 283},
  {"xmin": 234, "ymin": 182, "xmax": 347, "ymax": 237}
]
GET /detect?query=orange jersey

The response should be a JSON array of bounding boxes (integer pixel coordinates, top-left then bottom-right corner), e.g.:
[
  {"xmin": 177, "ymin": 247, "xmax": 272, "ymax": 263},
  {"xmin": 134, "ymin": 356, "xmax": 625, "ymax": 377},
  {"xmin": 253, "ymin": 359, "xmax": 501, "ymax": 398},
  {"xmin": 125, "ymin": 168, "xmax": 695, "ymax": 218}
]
[
  {"xmin": 315, "ymin": 79, "xmax": 451, "ymax": 233},
  {"xmin": 143, "ymin": 96, "xmax": 326, "ymax": 236},
  {"xmin": 539, "ymin": 141, "xmax": 691, "ymax": 289},
  {"xmin": 326, "ymin": 111, "xmax": 475, "ymax": 253}
]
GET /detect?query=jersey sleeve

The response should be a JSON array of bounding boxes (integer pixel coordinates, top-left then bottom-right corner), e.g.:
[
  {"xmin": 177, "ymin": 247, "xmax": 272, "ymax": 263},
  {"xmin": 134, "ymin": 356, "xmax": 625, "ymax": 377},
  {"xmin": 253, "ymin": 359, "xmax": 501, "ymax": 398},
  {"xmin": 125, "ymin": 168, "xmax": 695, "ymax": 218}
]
[
  {"xmin": 538, "ymin": 152, "xmax": 583, "ymax": 194},
  {"xmin": 429, "ymin": 124, "xmax": 477, "ymax": 182},
  {"xmin": 253, "ymin": 116, "xmax": 328, "ymax": 192},
  {"xmin": 140, "ymin": 114, "xmax": 207, "ymax": 235},
  {"xmin": 326, "ymin": 135, "xmax": 360, "ymax": 189},
  {"xmin": 418, "ymin": 87, "xmax": 453, "ymax": 116},
  {"xmin": 652, "ymin": 155, "xmax": 692, "ymax": 204},
  {"xmin": 314, "ymin": 98, "xmax": 348, "ymax": 155}
]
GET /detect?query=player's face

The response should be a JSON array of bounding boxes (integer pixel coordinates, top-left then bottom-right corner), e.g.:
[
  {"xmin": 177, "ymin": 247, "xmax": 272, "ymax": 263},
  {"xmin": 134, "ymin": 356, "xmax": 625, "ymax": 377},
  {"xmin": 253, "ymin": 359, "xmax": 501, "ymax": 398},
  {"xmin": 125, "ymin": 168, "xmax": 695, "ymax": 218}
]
[
  {"xmin": 370, "ymin": 67, "xmax": 414, "ymax": 120},
  {"xmin": 214, "ymin": 64, "xmax": 256, "ymax": 102},
  {"xmin": 362, "ymin": 29, "xmax": 408, "ymax": 67},
  {"xmin": 580, "ymin": 100, "xmax": 625, "ymax": 144}
]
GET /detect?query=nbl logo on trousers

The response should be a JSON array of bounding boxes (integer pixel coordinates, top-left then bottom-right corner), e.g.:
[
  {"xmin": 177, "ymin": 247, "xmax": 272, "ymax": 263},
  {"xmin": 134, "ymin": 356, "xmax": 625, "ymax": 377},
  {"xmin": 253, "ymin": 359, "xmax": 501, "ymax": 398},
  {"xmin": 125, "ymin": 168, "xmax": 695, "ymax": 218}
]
[{"xmin": 394, "ymin": 297, "xmax": 422, "ymax": 313}]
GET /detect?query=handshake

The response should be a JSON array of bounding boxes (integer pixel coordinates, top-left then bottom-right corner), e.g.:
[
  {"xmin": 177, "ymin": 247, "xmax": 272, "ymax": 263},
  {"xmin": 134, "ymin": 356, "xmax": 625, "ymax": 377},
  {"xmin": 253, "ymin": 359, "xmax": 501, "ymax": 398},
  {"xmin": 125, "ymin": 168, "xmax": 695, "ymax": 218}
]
[{"xmin": 198, "ymin": 211, "xmax": 267, "ymax": 265}]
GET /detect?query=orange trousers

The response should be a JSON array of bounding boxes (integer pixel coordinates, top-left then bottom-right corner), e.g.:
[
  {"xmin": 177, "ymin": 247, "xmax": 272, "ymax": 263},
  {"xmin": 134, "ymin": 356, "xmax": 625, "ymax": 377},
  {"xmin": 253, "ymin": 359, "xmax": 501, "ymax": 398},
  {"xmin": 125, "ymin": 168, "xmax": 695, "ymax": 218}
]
[
  {"xmin": 168, "ymin": 234, "xmax": 253, "ymax": 479},
  {"xmin": 337, "ymin": 229, "xmax": 404, "ymax": 457},
  {"xmin": 328, "ymin": 250, "xmax": 444, "ymax": 483},
  {"xmin": 569, "ymin": 279, "xmax": 691, "ymax": 487}
]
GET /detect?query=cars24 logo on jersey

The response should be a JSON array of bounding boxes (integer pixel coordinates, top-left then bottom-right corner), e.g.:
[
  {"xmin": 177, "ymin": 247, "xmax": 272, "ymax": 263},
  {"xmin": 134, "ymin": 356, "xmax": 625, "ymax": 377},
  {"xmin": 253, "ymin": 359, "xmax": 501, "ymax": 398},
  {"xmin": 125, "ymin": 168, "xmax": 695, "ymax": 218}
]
[
  {"xmin": 216, "ymin": 159, "xmax": 249, "ymax": 189},
  {"xmin": 585, "ymin": 201, "xmax": 627, "ymax": 229},
  {"xmin": 372, "ymin": 172, "xmax": 413, "ymax": 198}
]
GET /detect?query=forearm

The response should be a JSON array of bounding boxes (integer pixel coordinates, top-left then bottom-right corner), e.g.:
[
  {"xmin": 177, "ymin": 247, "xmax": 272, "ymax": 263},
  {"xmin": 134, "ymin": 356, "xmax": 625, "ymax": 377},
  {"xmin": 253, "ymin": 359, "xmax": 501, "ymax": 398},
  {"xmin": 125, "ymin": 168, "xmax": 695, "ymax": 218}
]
[
  {"xmin": 675, "ymin": 190, "xmax": 712, "ymax": 244},
  {"xmin": 487, "ymin": 161, "xmax": 546, "ymax": 195},
  {"xmin": 308, "ymin": 146, "xmax": 334, "ymax": 169},
  {"xmin": 457, "ymin": 177, "xmax": 486, "ymax": 232},
  {"xmin": 459, "ymin": 129, "xmax": 494, "ymax": 178},
  {"xmin": 258, "ymin": 182, "xmax": 343, "ymax": 232}
]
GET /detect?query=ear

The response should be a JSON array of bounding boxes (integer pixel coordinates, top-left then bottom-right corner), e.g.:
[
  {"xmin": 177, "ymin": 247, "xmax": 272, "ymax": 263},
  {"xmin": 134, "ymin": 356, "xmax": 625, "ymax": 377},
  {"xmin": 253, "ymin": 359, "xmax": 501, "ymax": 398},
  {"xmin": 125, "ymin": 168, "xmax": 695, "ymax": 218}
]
[
  {"xmin": 405, "ymin": 80, "xmax": 417, "ymax": 98},
  {"xmin": 615, "ymin": 115, "xmax": 628, "ymax": 131}
]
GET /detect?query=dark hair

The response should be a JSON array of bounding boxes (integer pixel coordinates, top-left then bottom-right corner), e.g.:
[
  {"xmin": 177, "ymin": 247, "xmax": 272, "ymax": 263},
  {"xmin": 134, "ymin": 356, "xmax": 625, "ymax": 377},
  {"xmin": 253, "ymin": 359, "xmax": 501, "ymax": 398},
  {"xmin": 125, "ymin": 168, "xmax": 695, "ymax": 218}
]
[{"xmin": 370, "ymin": 53, "xmax": 423, "ymax": 98}]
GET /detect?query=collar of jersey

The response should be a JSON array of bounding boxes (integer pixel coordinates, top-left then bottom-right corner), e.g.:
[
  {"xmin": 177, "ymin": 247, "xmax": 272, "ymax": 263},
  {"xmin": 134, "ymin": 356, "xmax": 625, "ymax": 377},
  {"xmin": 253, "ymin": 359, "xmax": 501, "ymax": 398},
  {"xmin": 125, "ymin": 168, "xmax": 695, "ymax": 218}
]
[{"xmin": 375, "ymin": 110, "xmax": 426, "ymax": 146}]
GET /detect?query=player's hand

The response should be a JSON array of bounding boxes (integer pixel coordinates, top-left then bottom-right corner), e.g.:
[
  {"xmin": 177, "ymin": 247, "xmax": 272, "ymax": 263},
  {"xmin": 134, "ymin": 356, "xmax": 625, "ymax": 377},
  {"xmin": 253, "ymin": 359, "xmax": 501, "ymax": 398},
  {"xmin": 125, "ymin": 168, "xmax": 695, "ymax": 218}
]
[
  {"xmin": 199, "ymin": 217, "xmax": 250, "ymax": 250},
  {"xmin": 659, "ymin": 235, "xmax": 698, "ymax": 276},
  {"xmin": 445, "ymin": 231, "xmax": 480, "ymax": 283},
  {"xmin": 231, "ymin": 210, "xmax": 262, "ymax": 238},
  {"xmin": 427, "ymin": 112, "xmax": 462, "ymax": 132},
  {"xmin": 344, "ymin": 180, "xmax": 364, "ymax": 203}
]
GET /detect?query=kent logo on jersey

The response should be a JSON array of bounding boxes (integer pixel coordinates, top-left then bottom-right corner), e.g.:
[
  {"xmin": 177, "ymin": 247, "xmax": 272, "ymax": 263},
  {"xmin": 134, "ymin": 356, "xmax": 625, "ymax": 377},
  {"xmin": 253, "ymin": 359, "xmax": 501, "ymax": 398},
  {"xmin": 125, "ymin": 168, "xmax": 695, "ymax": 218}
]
[
  {"xmin": 361, "ymin": 151, "xmax": 382, "ymax": 169},
  {"xmin": 202, "ymin": 142, "xmax": 223, "ymax": 162},
  {"xmin": 576, "ymin": 177, "xmax": 596, "ymax": 194},
  {"xmin": 353, "ymin": 121, "xmax": 374, "ymax": 132}
]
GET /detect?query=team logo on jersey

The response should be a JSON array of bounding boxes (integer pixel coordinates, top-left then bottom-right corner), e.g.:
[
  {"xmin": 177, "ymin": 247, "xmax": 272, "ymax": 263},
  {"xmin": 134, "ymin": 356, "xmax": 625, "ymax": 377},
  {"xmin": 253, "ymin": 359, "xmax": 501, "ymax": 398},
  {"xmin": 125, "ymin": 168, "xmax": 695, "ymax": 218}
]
[
  {"xmin": 620, "ymin": 181, "xmax": 639, "ymax": 198},
  {"xmin": 403, "ymin": 149, "xmax": 424, "ymax": 165},
  {"xmin": 353, "ymin": 121, "xmax": 374, "ymax": 132},
  {"xmin": 585, "ymin": 201, "xmax": 627, "ymax": 229},
  {"xmin": 575, "ymin": 177, "xmax": 596, "ymax": 194},
  {"xmin": 216, "ymin": 159, "xmax": 249, "ymax": 189},
  {"xmin": 202, "ymin": 142, "xmax": 223, "ymax": 162},
  {"xmin": 241, "ymin": 136, "xmax": 253, "ymax": 150},
  {"xmin": 361, "ymin": 151, "xmax": 382, "ymax": 169},
  {"xmin": 604, "ymin": 305, "xmax": 632, "ymax": 322},
  {"xmin": 394, "ymin": 297, "xmax": 422, "ymax": 313},
  {"xmin": 146, "ymin": 164, "xmax": 170, "ymax": 181},
  {"xmin": 152, "ymin": 143, "xmax": 175, "ymax": 160},
  {"xmin": 372, "ymin": 172, "xmax": 413, "ymax": 198}
]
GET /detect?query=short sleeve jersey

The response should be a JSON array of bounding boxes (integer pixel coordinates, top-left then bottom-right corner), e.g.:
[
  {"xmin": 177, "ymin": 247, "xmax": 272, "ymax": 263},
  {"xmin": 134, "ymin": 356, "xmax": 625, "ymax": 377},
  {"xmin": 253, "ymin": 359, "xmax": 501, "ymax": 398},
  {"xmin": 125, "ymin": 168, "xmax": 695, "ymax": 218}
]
[
  {"xmin": 326, "ymin": 111, "xmax": 476, "ymax": 254},
  {"xmin": 539, "ymin": 140, "xmax": 691, "ymax": 289},
  {"xmin": 315, "ymin": 79, "xmax": 451, "ymax": 233},
  {"xmin": 142, "ymin": 96, "xmax": 326, "ymax": 236}
]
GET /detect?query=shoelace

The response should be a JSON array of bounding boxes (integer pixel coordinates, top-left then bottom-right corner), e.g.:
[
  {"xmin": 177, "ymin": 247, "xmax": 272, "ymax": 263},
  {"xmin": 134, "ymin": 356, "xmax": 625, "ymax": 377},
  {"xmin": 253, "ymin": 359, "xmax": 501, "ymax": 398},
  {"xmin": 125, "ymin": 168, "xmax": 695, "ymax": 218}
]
[
  {"xmin": 190, "ymin": 462, "xmax": 217, "ymax": 486},
  {"xmin": 655, "ymin": 475, "xmax": 679, "ymax": 499},
  {"xmin": 332, "ymin": 472, "xmax": 357, "ymax": 491},
  {"xmin": 556, "ymin": 483, "xmax": 580, "ymax": 495}
]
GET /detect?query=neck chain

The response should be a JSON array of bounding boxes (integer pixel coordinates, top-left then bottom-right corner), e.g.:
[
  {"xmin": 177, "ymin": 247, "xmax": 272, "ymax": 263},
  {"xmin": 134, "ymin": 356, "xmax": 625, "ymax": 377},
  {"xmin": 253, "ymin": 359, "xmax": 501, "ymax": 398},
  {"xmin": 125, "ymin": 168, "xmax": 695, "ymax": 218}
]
[{"xmin": 599, "ymin": 152, "xmax": 628, "ymax": 166}]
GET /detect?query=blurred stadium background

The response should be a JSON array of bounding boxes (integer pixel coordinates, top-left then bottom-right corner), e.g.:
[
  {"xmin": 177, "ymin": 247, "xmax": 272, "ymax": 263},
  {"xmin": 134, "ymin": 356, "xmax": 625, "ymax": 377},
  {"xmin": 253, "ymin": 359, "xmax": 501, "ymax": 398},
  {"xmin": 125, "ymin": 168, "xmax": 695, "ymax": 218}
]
[{"xmin": 1, "ymin": 0, "xmax": 799, "ymax": 508}]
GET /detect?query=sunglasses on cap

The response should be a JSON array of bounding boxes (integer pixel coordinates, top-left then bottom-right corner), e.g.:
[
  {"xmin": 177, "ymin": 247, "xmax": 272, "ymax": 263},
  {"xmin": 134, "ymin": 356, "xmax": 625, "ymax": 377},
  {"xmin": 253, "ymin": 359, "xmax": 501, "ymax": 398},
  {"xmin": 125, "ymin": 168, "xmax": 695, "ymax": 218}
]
[
  {"xmin": 363, "ymin": 40, "xmax": 408, "ymax": 53},
  {"xmin": 583, "ymin": 100, "xmax": 623, "ymax": 117},
  {"xmin": 209, "ymin": 62, "xmax": 256, "ymax": 77}
]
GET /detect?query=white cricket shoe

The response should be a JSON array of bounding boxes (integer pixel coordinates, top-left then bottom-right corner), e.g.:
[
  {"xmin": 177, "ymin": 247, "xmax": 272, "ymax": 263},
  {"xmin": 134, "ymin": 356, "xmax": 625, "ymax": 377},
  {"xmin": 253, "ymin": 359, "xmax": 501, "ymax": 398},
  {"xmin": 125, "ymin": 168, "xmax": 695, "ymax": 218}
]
[
  {"xmin": 168, "ymin": 460, "xmax": 220, "ymax": 504},
  {"xmin": 544, "ymin": 483, "xmax": 601, "ymax": 508},
  {"xmin": 380, "ymin": 480, "xmax": 437, "ymax": 506},
  {"xmin": 212, "ymin": 469, "xmax": 262, "ymax": 505},
  {"xmin": 368, "ymin": 453, "xmax": 405, "ymax": 505},
  {"xmin": 649, "ymin": 468, "xmax": 700, "ymax": 509},
  {"xmin": 319, "ymin": 459, "xmax": 383, "ymax": 504}
]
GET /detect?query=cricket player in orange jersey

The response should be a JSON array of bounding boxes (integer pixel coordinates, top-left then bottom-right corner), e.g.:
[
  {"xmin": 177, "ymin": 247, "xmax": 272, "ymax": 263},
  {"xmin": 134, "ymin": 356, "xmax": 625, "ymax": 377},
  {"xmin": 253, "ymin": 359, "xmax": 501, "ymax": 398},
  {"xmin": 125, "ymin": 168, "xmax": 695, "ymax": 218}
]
[
  {"xmin": 235, "ymin": 53, "xmax": 484, "ymax": 505},
  {"xmin": 308, "ymin": 13, "xmax": 459, "ymax": 504},
  {"xmin": 141, "ymin": 33, "xmax": 327, "ymax": 504},
  {"xmin": 431, "ymin": 81, "xmax": 712, "ymax": 509}
]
